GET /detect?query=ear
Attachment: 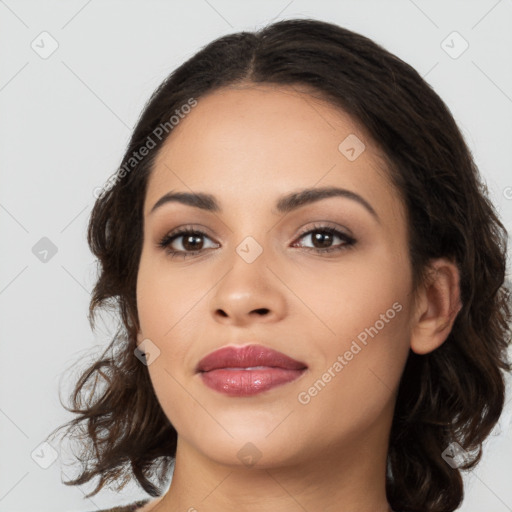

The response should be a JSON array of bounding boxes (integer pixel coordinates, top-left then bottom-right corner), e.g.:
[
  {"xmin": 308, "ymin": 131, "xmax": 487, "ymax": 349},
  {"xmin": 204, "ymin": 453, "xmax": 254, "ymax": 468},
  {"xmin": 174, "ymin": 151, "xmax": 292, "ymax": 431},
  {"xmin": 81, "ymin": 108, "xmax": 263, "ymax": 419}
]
[{"xmin": 410, "ymin": 258, "xmax": 463, "ymax": 355}]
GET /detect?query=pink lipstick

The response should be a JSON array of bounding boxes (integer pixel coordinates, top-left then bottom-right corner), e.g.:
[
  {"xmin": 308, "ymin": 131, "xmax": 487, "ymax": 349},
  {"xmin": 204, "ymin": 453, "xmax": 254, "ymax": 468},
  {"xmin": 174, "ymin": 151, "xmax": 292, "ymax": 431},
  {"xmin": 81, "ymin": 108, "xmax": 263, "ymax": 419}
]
[{"xmin": 196, "ymin": 344, "xmax": 307, "ymax": 397}]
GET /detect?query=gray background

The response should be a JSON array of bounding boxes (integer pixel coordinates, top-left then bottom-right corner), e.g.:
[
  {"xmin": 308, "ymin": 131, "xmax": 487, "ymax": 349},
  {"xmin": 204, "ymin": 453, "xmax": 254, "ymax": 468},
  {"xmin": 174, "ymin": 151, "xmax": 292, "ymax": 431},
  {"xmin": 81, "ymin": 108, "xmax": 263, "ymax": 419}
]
[{"xmin": 1, "ymin": 0, "xmax": 511, "ymax": 511}]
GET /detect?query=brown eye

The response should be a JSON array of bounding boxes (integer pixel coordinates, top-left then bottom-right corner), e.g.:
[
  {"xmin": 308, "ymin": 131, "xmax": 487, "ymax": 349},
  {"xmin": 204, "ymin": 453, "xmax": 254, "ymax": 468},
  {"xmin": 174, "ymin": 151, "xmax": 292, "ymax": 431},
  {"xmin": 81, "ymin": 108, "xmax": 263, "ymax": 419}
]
[
  {"xmin": 293, "ymin": 225, "xmax": 356, "ymax": 254},
  {"xmin": 158, "ymin": 229, "xmax": 218, "ymax": 258}
]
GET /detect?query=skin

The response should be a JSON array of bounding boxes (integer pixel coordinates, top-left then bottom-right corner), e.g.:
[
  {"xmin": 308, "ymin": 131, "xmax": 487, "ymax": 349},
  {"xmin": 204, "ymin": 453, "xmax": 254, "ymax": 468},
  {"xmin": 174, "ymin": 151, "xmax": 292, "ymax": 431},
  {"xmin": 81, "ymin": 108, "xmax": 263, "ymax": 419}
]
[{"xmin": 135, "ymin": 84, "xmax": 461, "ymax": 512}]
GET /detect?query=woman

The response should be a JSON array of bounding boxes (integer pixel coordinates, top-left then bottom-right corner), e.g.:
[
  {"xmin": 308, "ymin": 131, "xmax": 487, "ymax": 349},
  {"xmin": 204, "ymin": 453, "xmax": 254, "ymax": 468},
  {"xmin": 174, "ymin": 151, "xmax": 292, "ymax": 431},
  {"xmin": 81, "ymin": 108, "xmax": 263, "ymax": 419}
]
[{"xmin": 48, "ymin": 18, "xmax": 511, "ymax": 512}]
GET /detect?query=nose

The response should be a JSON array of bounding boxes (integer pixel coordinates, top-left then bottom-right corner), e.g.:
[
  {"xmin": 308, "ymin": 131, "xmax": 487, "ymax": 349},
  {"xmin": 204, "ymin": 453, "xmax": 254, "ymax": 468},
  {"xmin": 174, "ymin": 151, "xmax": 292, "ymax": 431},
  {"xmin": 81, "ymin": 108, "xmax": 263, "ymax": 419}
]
[{"xmin": 208, "ymin": 245, "xmax": 287, "ymax": 327}]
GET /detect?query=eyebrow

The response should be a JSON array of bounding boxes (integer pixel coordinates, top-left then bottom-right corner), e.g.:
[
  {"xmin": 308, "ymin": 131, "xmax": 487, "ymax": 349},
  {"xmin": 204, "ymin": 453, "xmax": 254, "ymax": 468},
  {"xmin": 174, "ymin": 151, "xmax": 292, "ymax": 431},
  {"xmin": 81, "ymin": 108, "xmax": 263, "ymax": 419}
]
[{"xmin": 149, "ymin": 186, "xmax": 379, "ymax": 222}]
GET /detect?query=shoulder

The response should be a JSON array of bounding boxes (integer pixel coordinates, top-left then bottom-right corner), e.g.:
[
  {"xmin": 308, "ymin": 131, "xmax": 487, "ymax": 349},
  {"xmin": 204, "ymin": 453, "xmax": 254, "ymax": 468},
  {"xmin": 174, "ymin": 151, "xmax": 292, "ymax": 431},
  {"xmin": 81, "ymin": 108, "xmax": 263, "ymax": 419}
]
[{"xmin": 91, "ymin": 499, "xmax": 151, "ymax": 512}]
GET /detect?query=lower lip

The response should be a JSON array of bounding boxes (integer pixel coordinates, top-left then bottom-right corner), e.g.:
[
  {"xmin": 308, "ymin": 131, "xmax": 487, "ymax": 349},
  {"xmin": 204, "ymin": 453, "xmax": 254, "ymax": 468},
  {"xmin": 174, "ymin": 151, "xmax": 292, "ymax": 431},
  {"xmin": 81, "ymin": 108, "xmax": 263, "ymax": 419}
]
[{"xmin": 199, "ymin": 367, "xmax": 307, "ymax": 396}]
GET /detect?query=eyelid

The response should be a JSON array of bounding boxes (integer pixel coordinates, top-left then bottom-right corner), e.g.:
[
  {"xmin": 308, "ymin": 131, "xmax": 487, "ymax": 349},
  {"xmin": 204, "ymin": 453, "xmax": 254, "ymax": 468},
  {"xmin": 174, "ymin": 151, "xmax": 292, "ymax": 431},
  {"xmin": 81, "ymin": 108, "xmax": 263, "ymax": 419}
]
[
  {"xmin": 159, "ymin": 223, "xmax": 215, "ymax": 239},
  {"xmin": 295, "ymin": 220, "xmax": 354, "ymax": 239}
]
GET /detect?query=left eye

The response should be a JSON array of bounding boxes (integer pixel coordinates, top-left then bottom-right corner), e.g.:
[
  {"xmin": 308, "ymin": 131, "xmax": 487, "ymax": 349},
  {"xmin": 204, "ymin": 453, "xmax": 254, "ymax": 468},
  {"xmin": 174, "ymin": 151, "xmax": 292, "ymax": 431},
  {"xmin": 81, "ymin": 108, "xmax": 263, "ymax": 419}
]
[{"xmin": 292, "ymin": 226, "xmax": 356, "ymax": 253}]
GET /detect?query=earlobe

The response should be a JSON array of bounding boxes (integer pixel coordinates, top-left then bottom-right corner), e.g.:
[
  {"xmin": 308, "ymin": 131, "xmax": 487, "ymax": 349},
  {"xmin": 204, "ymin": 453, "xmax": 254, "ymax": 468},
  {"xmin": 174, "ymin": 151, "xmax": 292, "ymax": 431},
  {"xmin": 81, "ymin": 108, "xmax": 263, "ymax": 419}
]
[{"xmin": 410, "ymin": 258, "xmax": 462, "ymax": 355}]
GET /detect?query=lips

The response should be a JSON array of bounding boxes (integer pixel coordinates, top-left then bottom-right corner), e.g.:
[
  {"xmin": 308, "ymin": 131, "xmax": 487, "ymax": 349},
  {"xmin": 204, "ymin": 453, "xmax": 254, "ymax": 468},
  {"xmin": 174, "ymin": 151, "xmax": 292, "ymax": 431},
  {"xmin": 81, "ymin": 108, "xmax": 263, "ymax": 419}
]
[
  {"xmin": 196, "ymin": 344, "xmax": 307, "ymax": 372},
  {"xmin": 196, "ymin": 344, "xmax": 308, "ymax": 396}
]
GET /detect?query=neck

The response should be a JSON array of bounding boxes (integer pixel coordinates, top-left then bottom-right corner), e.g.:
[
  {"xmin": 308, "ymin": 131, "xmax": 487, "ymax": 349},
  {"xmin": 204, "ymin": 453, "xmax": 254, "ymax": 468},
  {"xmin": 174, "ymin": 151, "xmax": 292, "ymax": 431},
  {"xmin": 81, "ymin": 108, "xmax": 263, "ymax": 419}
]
[{"xmin": 153, "ymin": 419, "xmax": 393, "ymax": 512}]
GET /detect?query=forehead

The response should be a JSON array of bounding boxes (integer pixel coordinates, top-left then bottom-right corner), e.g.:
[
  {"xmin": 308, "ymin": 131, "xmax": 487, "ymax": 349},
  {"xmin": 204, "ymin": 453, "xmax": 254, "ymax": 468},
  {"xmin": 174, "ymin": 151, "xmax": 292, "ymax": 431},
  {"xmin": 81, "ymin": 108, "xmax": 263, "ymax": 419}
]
[{"xmin": 145, "ymin": 84, "xmax": 401, "ymax": 222}]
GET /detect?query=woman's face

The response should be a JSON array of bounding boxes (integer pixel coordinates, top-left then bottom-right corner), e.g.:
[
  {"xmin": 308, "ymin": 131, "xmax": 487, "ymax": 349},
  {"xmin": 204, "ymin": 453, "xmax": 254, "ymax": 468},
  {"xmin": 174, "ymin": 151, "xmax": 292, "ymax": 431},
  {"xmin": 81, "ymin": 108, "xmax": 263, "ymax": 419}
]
[{"xmin": 136, "ymin": 84, "xmax": 414, "ymax": 469}]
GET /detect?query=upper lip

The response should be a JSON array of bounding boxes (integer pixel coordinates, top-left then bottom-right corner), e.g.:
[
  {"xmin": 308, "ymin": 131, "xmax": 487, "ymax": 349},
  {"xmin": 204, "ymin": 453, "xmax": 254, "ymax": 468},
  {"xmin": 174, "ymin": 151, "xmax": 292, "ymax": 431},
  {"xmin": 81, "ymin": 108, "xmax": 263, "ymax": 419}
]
[{"xmin": 196, "ymin": 344, "xmax": 308, "ymax": 372}]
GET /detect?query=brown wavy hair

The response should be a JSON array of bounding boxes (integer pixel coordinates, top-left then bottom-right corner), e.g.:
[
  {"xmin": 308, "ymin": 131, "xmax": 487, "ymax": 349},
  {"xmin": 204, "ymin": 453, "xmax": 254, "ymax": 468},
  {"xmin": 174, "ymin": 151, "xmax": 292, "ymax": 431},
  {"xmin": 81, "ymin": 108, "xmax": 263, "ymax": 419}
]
[{"xmin": 47, "ymin": 18, "xmax": 511, "ymax": 512}]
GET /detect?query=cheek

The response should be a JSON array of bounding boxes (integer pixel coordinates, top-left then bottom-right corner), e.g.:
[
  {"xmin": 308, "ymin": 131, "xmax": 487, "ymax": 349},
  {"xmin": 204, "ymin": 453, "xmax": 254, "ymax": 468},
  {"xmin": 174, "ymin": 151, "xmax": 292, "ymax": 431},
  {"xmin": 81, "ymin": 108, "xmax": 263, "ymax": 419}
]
[
  {"xmin": 289, "ymin": 242, "xmax": 411, "ymax": 339},
  {"xmin": 291, "ymin": 244, "xmax": 412, "ymax": 408},
  {"xmin": 136, "ymin": 251, "xmax": 200, "ymax": 339},
  {"xmin": 136, "ymin": 253, "xmax": 209, "ymax": 381},
  {"xmin": 296, "ymin": 306, "xmax": 411, "ymax": 444}
]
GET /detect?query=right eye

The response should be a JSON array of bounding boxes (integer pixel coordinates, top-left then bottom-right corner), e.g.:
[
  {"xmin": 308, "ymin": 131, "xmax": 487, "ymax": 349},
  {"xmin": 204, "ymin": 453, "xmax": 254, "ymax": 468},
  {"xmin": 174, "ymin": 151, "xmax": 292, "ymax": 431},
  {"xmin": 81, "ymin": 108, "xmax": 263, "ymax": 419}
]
[{"xmin": 157, "ymin": 228, "xmax": 219, "ymax": 259}]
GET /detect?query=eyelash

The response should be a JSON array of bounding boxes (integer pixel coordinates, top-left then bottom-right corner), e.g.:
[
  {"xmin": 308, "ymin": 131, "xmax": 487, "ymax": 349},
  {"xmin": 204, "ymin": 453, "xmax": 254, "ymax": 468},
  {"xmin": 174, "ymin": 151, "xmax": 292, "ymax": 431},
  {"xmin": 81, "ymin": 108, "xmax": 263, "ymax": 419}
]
[{"xmin": 157, "ymin": 223, "xmax": 356, "ymax": 259}]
